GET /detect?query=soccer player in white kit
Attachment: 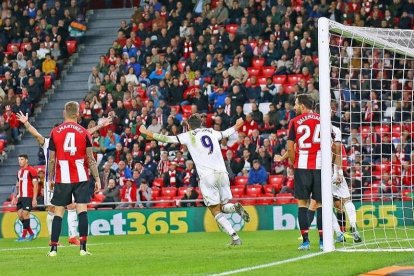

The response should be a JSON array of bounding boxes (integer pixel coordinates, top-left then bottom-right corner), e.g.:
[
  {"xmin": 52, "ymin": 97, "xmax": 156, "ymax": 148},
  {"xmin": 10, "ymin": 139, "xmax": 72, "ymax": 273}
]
[
  {"xmin": 16, "ymin": 111, "xmax": 112, "ymax": 245},
  {"xmin": 331, "ymin": 125, "xmax": 361, "ymax": 243},
  {"xmin": 140, "ymin": 114, "xmax": 250, "ymax": 245}
]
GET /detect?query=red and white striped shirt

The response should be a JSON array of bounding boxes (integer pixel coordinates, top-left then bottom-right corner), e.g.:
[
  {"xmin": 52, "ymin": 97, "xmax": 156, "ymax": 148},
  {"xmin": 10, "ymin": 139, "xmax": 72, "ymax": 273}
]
[
  {"xmin": 288, "ymin": 112, "xmax": 321, "ymax": 169},
  {"xmin": 17, "ymin": 166, "xmax": 38, "ymax": 197},
  {"xmin": 49, "ymin": 122, "xmax": 91, "ymax": 184}
]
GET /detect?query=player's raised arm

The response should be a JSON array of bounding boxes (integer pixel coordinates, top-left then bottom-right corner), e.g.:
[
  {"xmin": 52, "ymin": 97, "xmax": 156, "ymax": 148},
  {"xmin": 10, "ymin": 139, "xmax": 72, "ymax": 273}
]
[
  {"xmin": 139, "ymin": 125, "xmax": 179, "ymax": 144},
  {"xmin": 16, "ymin": 111, "xmax": 45, "ymax": 146},
  {"xmin": 87, "ymin": 116, "xmax": 113, "ymax": 135},
  {"xmin": 220, "ymin": 117, "xmax": 244, "ymax": 138}
]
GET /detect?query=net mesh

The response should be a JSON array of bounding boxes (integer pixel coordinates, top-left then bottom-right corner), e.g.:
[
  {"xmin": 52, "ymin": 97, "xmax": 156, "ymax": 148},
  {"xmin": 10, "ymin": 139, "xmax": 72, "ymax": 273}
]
[{"xmin": 324, "ymin": 20, "xmax": 414, "ymax": 251}]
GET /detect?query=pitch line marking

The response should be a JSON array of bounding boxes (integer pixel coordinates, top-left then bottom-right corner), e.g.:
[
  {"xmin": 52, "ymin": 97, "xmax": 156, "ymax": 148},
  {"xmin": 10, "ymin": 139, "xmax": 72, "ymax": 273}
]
[
  {"xmin": 211, "ymin": 252, "xmax": 326, "ymax": 276},
  {"xmin": 0, "ymin": 242, "xmax": 116, "ymax": 252}
]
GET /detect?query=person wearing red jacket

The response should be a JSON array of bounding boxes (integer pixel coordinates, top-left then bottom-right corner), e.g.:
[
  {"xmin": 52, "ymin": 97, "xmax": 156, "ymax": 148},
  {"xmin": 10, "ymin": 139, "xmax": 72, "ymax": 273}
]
[
  {"xmin": 118, "ymin": 179, "xmax": 137, "ymax": 209},
  {"xmin": 3, "ymin": 105, "xmax": 20, "ymax": 143}
]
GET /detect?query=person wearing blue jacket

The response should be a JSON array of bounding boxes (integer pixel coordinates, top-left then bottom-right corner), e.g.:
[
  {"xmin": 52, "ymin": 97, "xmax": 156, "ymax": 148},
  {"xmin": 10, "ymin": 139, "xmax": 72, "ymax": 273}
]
[{"xmin": 248, "ymin": 159, "xmax": 268, "ymax": 185}]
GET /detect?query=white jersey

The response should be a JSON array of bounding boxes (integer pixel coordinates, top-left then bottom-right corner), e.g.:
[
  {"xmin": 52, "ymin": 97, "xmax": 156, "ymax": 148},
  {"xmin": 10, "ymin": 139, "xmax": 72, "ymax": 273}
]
[{"xmin": 177, "ymin": 127, "xmax": 235, "ymax": 179}]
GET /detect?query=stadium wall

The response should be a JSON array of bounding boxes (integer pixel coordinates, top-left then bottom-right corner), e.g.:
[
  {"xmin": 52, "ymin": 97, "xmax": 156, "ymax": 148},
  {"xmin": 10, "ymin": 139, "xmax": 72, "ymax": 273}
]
[{"xmin": 0, "ymin": 202, "xmax": 411, "ymax": 238}]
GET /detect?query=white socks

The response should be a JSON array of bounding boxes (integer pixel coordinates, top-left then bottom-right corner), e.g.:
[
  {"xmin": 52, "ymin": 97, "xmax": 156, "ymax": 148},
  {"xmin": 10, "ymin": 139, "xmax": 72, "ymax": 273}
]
[
  {"xmin": 67, "ymin": 209, "xmax": 78, "ymax": 238},
  {"xmin": 344, "ymin": 201, "xmax": 357, "ymax": 229},
  {"xmin": 215, "ymin": 213, "xmax": 239, "ymax": 240},
  {"xmin": 332, "ymin": 211, "xmax": 342, "ymax": 236},
  {"xmin": 47, "ymin": 211, "xmax": 54, "ymax": 235},
  {"xmin": 221, "ymin": 203, "xmax": 235, "ymax": 213}
]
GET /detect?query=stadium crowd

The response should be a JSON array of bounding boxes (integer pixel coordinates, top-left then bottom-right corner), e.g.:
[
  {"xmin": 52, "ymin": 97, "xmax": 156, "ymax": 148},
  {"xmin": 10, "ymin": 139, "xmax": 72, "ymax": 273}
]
[
  {"xmin": 4, "ymin": 0, "xmax": 414, "ymax": 209},
  {"xmin": 0, "ymin": 0, "xmax": 88, "ymax": 151}
]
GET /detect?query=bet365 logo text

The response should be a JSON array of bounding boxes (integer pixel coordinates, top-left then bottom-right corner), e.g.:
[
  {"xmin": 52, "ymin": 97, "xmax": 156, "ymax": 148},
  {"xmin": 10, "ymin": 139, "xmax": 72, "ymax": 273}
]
[{"xmin": 14, "ymin": 214, "xmax": 41, "ymax": 238}]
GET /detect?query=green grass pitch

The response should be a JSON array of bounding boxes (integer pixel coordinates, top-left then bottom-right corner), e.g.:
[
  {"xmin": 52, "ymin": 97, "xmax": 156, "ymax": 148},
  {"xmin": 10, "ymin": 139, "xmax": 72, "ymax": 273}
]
[{"xmin": 1, "ymin": 230, "xmax": 413, "ymax": 275}]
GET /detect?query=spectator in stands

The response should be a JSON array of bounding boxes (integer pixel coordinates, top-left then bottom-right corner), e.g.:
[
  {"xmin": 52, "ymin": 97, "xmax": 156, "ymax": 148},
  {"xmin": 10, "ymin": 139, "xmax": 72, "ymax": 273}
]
[
  {"xmin": 97, "ymin": 179, "xmax": 120, "ymax": 209},
  {"xmin": 133, "ymin": 161, "xmax": 155, "ymax": 185},
  {"xmin": 3, "ymin": 105, "xmax": 19, "ymax": 143},
  {"xmin": 99, "ymin": 162, "xmax": 117, "ymax": 189},
  {"xmin": 136, "ymin": 180, "xmax": 152, "ymax": 208},
  {"xmin": 42, "ymin": 54, "xmax": 57, "ymax": 80},
  {"xmin": 163, "ymin": 161, "xmax": 182, "ymax": 187},
  {"xmin": 248, "ymin": 159, "xmax": 268, "ymax": 185},
  {"xmin": 116, "ymin": 160, "xmax": 132, "ymax": 186},
  {"xmin": 117, "ymin": 179, "xmax": 137, "ymax": 209},
  {"xmin": 180, "ymin": 187, "xmax": 199, "ymax": 207}
]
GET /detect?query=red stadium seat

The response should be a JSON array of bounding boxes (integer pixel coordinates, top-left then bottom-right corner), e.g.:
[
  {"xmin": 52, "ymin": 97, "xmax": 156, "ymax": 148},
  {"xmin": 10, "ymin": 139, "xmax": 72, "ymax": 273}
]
[
  {"xmin": 153, "ymin": 178, "xmax": 164, "ymax": 187},
  {"xmin": 7, "ymin": 43, "xmax": 20, "ymax": 53},
  {"xmin": 252, "ymin": 58, "xmax": 264, "ymax": 69},
  {"xmin": 231, "ymin": 186, "xmax": 245, "ymax": 197},
  {"xmin": 234, "ymin": 176, "xmax": 248, "ymax": 186},
  {"xmin": 256, "ymin": 194, "xmax": 274, "ymax": 205},
  {"xmin": 240, "ymin": 197, "xmax": 257, "ymax": 206},
  {"xmin": 287, "ymin": 74, "xmax": 304, "ymax": 84},
  {"xmin": 225, "ymin": 24, "xmax": 239, "ymax": 34},
  {"xmin": 273, "ymin": 75, "xmax": 287, "ymax": 84},
  {"xmin": 2, "ymin": 201, "xmax": 16, "ymax": 212},
  {"xmin": 263, "ymin": 184, "xmax": 275, "ymax": 195},
  {"xmin": 152, "ymin": 187, "xmax": 161, "ymax": 197},
  {"xmin": 178, "ymin": 187, "xmax": 188, "ymax": 196},
  {"xmin": 261, "ymin": 66, "xmax": 275, "ymax": 77},
  {"xmin": 162, "ymin": 187, "xmax": 177, "ymax": 197},
  {"xmin": 257, "ymin": 76, "xmax": 267, "ymax": 86},
  {"xmin": 66, "ymin": 40, "xmax": 77, "ymax": 55},
  {"xmin": 283, "ymin": 84, "xmax": 296, "ymax": 94},
  {"xmin": 20, "ymin": 42, "xmax": 31, "ymax": 52},
  {"xmin": 275, "ymin": 193, "xmax": 294, "ymax": 204},
  {"xmin": 248, "ymin": 40, "xmax": 257, "ymax": 51},
  {"xmin": 268, "ymin": 175, "xmax": 285, "ymax": 192},
  {"xmin": 93, "ymin": 193, "xmax": 105, "ymax": 202},
  {"xmin": 247, "ymin": 67, "xmax": 260, "ymax": 76},
  {"xmin": 153, "ymin": 196, "xmax": 173, "ymax": 208},
  {"xmin": 44, "ymin": 75, "xmax": 53, "ymax": 90},
  {"xmin": 246, "ymin": 185, "xmax": 263, "ymax": 196},
  {"xmin": 374, "ymin": 125, "xmax": 390, "ymax": 134}
]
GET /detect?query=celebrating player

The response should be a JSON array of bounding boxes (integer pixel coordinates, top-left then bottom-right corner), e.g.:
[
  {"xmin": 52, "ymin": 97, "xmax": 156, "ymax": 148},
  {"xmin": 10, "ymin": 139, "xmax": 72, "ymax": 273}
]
[
  {"xmin": 12, "ymin": 154, "xmax": 38, "ymax": 241},
  {"xmin": 16, "ymin": 111, "xmax": 112, "ymax": 245},
  {"xmin": 47, "ymin": 101, "xmax": 101, "ymax": 257},
  {"xmin": 140, "ymin": 114, "xmax": 250, "ymax": 246},
  {"xmin": 287, "ymin": 94, "xmax": 322, "ymax": 251}
]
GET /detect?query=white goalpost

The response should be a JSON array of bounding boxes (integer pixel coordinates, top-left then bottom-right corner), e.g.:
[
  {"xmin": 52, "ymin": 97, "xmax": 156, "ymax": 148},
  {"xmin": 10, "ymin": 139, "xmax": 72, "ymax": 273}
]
[{"xmin": 319, "ymin": 17, "xmax": 414, "ymax": 252}]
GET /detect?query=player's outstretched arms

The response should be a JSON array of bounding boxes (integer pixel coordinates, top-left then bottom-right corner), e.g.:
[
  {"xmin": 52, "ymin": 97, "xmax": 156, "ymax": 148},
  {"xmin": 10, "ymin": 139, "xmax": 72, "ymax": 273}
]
[
  {"xmin": 86, "ymin": 147, "xmax": 101, "ymax": 193},
  {"xmin": 139, "ymin": 125, "xmax": 179, "ymax": 144},
  {"xmin": 87, "ymin": 115, "xmax": 113, "ymax": 135},
  {"xmin": 16, "ymin": 111, "xmax": 45, "ymax": 146}
]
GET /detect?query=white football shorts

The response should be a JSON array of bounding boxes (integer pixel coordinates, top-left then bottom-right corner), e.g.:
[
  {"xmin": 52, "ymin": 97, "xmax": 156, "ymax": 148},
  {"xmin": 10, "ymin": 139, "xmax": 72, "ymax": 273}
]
[
  {"xmin": 199, "ymin": 171, "xmax": 232, "ymax": 206},
  {"xmin": 332, "ymin": 176, "xmax": 351, "ymax": 199}
]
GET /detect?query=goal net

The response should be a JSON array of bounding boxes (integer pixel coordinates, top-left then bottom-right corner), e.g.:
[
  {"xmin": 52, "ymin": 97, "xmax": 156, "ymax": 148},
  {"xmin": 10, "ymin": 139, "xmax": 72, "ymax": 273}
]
[{"xmin": 318, "ymin": 18, "xmax": 414, "ymax": 252}]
